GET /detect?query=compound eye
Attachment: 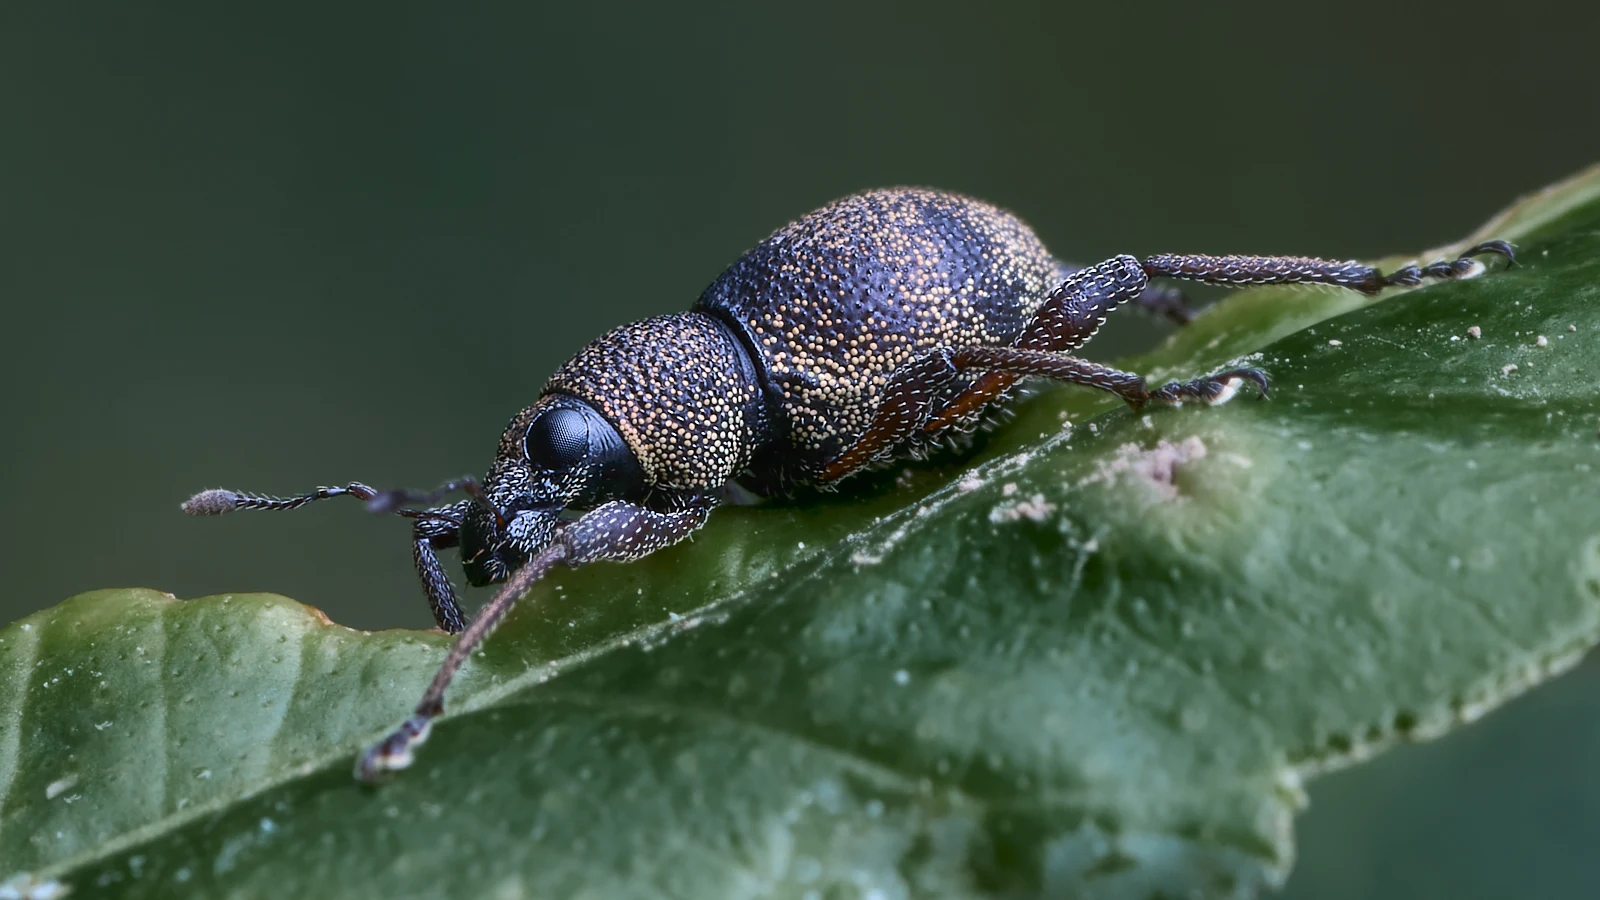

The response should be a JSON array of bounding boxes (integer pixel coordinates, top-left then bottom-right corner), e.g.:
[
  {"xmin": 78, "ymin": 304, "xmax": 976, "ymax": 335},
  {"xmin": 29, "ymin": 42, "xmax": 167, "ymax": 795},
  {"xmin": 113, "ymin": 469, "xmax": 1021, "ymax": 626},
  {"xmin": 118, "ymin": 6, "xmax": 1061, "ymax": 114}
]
[{"xmin": 524, "ymin": 407, "xmax": 591, "ymax": 472}]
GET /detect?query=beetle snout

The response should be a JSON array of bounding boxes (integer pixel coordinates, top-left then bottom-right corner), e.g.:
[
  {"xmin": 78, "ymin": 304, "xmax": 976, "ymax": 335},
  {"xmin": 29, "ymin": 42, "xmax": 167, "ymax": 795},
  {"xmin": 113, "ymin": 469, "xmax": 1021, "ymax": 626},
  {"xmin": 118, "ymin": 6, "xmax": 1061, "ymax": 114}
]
[{"xmin": 459, "ymin": 500, "xmax": 561, "ymax": 587}]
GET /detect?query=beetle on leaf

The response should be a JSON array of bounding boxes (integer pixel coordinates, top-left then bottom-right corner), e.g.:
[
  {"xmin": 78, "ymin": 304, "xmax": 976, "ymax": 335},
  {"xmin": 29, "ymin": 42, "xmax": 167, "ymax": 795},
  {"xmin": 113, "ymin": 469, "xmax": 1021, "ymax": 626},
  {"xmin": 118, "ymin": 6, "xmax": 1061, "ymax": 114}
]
[{"xmin": 183, "ymin": 188, "xmax": 1513, "ymax": 781}]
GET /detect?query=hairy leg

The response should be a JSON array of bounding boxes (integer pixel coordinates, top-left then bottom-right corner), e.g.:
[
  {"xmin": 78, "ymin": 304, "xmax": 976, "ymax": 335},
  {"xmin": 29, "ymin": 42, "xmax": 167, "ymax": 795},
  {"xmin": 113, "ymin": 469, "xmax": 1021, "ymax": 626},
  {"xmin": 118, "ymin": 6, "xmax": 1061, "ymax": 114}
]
[
  {"xmin": 355, "ymin": 493, "xmax": 715, "ymax": 782},
  {"xmin": 1056, "ymin": 258, "xmax": 1195, "ymax": 325},
  {"xmin": 823, "ymin": 238, "xmax": 1510, "ymax": 481}
]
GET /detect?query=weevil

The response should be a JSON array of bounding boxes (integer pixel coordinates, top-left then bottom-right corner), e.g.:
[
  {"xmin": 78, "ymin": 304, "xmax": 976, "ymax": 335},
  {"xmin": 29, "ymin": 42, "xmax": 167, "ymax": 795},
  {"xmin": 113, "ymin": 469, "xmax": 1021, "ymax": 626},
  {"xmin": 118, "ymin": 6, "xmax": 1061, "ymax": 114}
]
[{"xmin": 183, "ymin": 188, "xmax": 1512, "ymax": 781}]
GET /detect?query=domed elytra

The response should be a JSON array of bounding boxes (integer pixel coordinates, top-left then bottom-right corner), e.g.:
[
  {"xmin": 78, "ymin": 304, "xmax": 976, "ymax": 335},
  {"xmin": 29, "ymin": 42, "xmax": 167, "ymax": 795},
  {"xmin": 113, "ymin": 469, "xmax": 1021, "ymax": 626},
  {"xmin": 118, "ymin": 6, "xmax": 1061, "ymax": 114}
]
[{"xmin": 693, "ymin": 188, "xmax": 1062, "ymax": 481}]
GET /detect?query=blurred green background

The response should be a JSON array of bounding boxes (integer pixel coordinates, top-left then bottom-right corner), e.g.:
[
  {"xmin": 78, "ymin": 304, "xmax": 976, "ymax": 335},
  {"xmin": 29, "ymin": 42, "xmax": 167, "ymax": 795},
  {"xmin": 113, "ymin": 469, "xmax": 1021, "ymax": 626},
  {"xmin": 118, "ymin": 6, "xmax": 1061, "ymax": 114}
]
[{"xmin": 3, "ymin": 2, "xmax": 1597, "ymax": 896}]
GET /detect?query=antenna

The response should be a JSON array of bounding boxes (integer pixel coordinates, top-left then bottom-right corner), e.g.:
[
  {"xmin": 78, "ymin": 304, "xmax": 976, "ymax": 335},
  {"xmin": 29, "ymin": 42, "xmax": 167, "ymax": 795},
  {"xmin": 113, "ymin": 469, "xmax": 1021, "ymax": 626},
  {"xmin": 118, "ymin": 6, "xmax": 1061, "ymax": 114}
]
[{"xmin": 182, "ymin": 477, "xmax": 499, "ymax": 525}]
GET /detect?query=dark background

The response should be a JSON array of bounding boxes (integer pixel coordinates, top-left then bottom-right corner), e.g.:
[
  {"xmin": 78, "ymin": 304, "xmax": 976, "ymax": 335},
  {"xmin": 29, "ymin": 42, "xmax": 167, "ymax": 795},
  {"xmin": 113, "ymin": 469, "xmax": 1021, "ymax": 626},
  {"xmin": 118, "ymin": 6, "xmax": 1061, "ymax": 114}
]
[{"xmin": 3, "ymin": 3, "xmax": 1597, "ymax": 896}]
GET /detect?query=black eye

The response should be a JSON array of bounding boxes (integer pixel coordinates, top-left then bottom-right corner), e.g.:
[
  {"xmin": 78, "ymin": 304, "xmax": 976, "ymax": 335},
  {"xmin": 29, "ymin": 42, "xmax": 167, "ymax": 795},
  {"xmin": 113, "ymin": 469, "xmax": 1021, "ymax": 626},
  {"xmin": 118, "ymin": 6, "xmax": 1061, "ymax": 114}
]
[{"xmin": 524, "ymin": 407, "xmax": 591, "ymax": 471}]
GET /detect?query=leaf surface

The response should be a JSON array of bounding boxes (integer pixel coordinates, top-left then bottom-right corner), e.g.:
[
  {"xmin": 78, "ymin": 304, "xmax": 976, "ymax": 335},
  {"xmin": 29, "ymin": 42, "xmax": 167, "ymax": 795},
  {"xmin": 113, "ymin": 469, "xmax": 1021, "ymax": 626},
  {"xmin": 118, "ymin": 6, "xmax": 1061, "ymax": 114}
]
[{"xmin": 3, "ymin": 166, "xmax": 1598, "ymax": 899}]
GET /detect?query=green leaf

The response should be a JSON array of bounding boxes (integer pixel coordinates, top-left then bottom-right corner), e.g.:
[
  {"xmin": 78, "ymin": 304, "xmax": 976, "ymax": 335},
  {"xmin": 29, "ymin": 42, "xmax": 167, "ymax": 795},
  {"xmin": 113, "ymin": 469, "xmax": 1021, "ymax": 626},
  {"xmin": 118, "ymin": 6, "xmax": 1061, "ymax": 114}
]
[{"xmin": 4, "ymin": 165, "xmax": 1599, "ymax": 899}]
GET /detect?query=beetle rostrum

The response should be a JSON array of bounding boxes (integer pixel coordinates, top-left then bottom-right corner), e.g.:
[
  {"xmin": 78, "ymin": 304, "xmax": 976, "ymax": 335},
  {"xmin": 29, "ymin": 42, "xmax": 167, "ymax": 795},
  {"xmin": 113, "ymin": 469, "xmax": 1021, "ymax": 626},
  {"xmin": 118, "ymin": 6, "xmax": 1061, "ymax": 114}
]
[{"xmin": 182, "ymin": 188, "xmax": 1514, "ymax": 782}]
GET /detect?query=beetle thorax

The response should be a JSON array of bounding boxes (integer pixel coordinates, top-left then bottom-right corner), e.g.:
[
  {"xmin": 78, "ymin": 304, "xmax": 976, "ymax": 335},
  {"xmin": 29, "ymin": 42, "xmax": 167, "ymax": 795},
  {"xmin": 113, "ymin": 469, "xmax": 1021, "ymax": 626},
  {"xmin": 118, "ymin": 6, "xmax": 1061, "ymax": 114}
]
[{"xmin": 541, "ymin": 312, "xmax": 764, "ymax": 491}]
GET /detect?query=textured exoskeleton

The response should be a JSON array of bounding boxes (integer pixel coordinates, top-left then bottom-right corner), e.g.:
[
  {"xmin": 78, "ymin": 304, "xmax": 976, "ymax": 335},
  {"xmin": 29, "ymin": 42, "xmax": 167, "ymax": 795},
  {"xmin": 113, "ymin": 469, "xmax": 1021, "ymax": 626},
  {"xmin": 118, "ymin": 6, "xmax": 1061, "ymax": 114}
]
[{"xmin": 183, "ymin": 188, "xmax": 1513, "ymax": 780}]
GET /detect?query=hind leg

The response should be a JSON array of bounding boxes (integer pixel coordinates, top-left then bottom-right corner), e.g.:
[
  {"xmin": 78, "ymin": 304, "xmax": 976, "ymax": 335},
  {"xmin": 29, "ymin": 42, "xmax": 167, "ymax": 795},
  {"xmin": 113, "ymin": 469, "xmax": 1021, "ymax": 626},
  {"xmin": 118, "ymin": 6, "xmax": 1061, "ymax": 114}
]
[
  {"xmin": 925, "ymin": 241, "xmax": 1513, "ymax": 432},
  {"xmin": 1056, "ymin": 259, "xmax": 1195, "ymax": 325},
  {"xmin": 821, "ymin": 240, "xmax": 1512, "ymax": 481}
]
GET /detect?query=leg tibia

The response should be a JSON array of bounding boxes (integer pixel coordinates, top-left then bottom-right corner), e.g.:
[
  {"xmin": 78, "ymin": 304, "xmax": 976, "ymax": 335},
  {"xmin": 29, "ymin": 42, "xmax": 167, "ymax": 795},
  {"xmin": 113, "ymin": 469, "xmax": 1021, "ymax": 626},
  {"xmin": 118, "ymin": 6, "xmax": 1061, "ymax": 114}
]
[
  {"xmin": 951, "ymin": 347, "xmax": 1268, "ymax": 410},
  {"xmin": 412, "ymin": 503, "xmax": 470, "ymax": 633},
  {"xmin": 1142, "ymin": 240, "xmax": 1513, "ymax": 295}
]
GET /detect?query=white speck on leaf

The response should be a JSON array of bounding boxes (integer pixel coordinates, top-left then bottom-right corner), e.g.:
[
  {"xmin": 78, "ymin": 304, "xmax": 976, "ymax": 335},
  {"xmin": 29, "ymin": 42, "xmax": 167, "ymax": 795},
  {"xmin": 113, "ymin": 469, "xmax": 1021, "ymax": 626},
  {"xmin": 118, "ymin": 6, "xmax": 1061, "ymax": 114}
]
[
  {"xmin": 989, "ymin": 493, "xmax": 1057, "ymax": 523},
  {"xmin": 44, "ymin": 775, "xmax": 77, "ymax": 800},
  {"xmin": 0, "ymin": 874, "xmax": 70, "ymax": 900},
  {"xmin": 1083, "ymin": 437, "xmax": 1210, "ymax": 501}
]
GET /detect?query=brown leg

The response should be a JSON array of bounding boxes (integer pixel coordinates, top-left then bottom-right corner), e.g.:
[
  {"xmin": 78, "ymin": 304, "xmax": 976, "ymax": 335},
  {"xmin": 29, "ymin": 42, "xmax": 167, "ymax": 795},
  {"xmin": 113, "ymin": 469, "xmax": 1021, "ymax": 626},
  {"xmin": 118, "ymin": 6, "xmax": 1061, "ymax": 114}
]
[
  {"xmin": 823, "ymin": 241, "xmax": 1513, "ymax": 482},
  {"xmin": 819, "ymin": 342, "xmax": 1266, "ymax": 482},
  {"xmin": 354, "ymin": 494, "xmax": 714, "ymax": 782},
  {"xmin": 926, "ymin": 240, "xmax": 1514, "ymax": 433},
  {"xmin": 1056, "ymin": 258, "xmax": 1196, "ymax": 325},
  {"xmin": 925, "ymin": 255, "xmax": 1152, "ymax": 435},
  {"xmin": 1141, "ymin": 240, "xmax": 1513, "ymax": 294},
  {"xmin": 948, "ymin": 347, "xmax": 1267, "ymax": 410}
]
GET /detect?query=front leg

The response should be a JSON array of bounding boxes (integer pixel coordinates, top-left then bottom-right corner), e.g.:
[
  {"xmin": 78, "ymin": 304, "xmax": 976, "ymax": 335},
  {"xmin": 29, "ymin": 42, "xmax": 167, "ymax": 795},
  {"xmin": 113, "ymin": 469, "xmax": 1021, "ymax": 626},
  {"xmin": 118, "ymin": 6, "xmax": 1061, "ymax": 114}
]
[
  {"xmin": 356, "ymin": 492, "xmax": 716, "ymax": 782},
  {"xmin": 182, "ymin": 480, "xmax": 481, "ymax": 634},
  {"xmin": 412, "ymin": 502, "xmax": 471, "ymax": 633},
  {"xmin": 560, "ymin": 493, "xmax": 716, "ymax": 565}
]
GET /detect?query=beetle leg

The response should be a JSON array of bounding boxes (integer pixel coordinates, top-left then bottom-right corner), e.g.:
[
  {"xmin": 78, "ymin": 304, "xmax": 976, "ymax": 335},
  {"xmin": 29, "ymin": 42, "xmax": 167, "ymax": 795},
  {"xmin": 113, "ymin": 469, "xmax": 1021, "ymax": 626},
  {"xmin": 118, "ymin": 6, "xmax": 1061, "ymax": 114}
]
[
  {"xmin": 183, "ymin": 481, "xmax": 478, "ymax": 632},
  {"xmin": 355, "ymin": 493, "xmax": 715, "ymax": 783},
  {"xmin": 826, "ymin": 239, "xmax": 1514, "ymax": 481},
  {"xmin": 944, "ymin": 347, "xmax": 1268, "ymax": 411},
  {"xmin": 819, "ymin": 349, "xmax": 963, "ymax": 479},
  {"xmin": 413, "ymin": 502, "xmax": 470, "ymax": 633},
  {"xmin": 822, "ymin": 344, "xmax": 1266, "ymax": 481},
  {"xmin": 1141, "ymin": 240, "xmax": 1514, "ymax": 294},
  {"xmin": 558, "ymin": 493, "xmax": 716, "ymax": 565},
  {"xmin": 925, "ymin": 256, "xmax": 1153, "ymax": 433},
  {"xmin": 923, "ymin": 241, "xmax": 1516, "ymax": 435},
  {"xmin": 823, "ymin": 256, "xmax": 1158, "ymax": 479},
  {"xmin": 1056, "ymin": 259, "xmax": 1195, "ymax": 325}
]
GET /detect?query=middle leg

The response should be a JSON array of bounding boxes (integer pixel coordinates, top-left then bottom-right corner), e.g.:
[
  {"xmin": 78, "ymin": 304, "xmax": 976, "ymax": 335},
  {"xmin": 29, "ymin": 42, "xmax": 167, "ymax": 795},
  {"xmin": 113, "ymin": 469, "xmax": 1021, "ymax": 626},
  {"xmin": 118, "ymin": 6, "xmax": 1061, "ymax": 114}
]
[
  {"xmin": 820, "ymin": 255, "xmax": 1157, "ymax": 479},
  {"xmin": 926, "ymin": 254, "xmax": 1154, "ymax": 433}
]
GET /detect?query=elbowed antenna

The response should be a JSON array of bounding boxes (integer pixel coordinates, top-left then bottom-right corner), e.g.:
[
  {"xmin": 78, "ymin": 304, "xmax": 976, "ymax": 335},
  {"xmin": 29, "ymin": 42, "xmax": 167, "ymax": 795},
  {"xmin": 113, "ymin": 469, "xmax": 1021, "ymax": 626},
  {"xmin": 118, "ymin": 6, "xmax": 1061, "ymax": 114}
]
[
  {"xmin": 182, "ymin": 483, "xmax": 384, "ymax": 515},
  {"xmin": 181, "ymin": 477, "xmax": 502, "ymax": 525},
  {"xmin": 184, "ymin": 477, "xmax": 480, "ymax": 635}
]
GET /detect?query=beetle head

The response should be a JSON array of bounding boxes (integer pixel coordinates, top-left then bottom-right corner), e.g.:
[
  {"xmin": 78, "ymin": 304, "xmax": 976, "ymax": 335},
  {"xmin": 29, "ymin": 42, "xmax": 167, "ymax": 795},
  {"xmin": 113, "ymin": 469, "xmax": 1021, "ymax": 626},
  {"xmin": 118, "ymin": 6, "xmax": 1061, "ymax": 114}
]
[{"xmin": 459, "ymin": 394, "xmax": 642, "ymax": 586}]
